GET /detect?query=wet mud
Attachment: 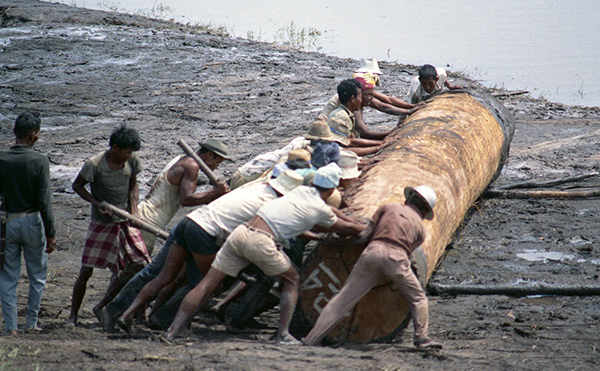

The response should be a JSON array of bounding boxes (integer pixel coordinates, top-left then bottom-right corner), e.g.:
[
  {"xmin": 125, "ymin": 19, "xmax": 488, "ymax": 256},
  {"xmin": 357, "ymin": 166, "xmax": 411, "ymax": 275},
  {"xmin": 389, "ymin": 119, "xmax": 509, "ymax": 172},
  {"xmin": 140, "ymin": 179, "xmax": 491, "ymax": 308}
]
[{"xmin": 1, "ymin": 1, "xmax": 600, "ymax": 370}]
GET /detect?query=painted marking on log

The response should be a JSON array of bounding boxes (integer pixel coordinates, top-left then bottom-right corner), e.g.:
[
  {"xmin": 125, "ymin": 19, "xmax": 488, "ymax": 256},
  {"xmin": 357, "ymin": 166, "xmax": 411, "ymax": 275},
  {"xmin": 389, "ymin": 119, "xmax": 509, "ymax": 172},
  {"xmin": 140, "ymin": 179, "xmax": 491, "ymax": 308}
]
[{"xmin": 300, "ymin": 262, "xmax": 347, "ymax": 315}]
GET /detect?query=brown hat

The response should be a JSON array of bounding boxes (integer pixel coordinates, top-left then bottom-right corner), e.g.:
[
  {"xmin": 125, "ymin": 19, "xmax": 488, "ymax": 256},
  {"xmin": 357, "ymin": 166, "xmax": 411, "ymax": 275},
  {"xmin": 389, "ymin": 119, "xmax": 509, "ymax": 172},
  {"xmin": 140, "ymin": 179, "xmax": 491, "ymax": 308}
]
[
  {"xmin": 304, "ymin": 120, "xmax": 349, "ymax": 146},
  {"xmin": 199, "ymin": 139, "xmax": 232, "ymax": 161},
  {"xmin": 287, "ymin": 148, "xmax": 311, "ymax": 162}
]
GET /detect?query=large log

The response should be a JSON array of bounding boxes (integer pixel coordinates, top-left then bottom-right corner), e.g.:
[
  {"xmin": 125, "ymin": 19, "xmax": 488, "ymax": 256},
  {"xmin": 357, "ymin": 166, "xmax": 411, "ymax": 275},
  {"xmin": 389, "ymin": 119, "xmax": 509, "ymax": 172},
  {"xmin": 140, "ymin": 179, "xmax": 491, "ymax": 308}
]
[{"xmin": 297, "ymin": 91, "xmax": 514, "ymax": 342}]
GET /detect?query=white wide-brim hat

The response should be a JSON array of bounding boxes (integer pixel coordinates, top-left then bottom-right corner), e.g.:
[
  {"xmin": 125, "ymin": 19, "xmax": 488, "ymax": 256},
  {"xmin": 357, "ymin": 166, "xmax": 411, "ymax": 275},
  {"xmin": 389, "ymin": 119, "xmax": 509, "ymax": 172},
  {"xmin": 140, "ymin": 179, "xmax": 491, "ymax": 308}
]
[
  {"xmin": 313, "ymin": 163, "xmax": 342, "ymax": 189},
  {"xmin": 355, "ymin": 58, "xmax": 383, "ymax": 75},
  {"xmin": 268, "ymin": 169, "xmax": 303, "ymax": 195}
]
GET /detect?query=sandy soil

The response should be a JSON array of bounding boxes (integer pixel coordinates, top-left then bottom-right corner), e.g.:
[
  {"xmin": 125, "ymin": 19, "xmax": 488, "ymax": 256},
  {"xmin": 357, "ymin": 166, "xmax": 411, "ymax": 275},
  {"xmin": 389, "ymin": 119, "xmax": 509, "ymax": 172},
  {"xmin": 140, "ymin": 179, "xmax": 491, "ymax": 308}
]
[{"xmin": 1, "ymin": 1, "xmax": 600, "ymax": 370}]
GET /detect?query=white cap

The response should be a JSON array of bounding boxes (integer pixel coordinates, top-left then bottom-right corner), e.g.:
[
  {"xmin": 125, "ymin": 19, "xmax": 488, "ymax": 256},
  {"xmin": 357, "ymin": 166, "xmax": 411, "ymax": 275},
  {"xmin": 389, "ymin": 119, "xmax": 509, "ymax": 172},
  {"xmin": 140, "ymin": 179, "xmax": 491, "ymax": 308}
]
[
  {"xmin": 404, "ymin": 185, "xmax": 437, "ymax": 219},
  {"xmin": 312, "ymin": 163, "xmax": 341, "ymax": 189}
]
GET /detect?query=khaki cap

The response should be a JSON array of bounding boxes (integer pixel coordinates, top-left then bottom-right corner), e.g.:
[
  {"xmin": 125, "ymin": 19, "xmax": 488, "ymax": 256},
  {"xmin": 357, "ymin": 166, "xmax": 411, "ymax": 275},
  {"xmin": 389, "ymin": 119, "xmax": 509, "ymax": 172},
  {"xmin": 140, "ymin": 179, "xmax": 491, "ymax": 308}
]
[
  {"xmin": 199, "ymin": 138, "xmax": 232, "ymax": 160},
  {"xmin": 304, "ymin": 120, "xmax": 349, "ymax": 146}
]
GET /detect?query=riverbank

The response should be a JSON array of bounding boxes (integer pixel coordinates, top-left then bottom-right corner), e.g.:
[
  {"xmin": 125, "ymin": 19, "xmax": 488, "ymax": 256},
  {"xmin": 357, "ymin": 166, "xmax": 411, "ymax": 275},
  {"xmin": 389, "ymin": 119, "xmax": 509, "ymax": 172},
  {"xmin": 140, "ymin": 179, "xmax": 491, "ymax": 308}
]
[{"xmin": 1, "ymin": 1, "xmax": 599, "ymax": 370}]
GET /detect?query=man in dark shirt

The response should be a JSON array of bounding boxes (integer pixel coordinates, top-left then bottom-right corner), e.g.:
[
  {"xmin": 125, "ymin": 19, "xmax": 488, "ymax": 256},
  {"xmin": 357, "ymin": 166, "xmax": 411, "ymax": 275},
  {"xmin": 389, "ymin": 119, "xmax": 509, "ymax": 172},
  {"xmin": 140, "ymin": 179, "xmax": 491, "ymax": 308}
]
[
  {"xmin": 302, "ymin": 186, "xmax": 442, "ymax": 349},
  {"xmin": 0, "ymin": 111, "xmax": 57, "ymax": 336}
]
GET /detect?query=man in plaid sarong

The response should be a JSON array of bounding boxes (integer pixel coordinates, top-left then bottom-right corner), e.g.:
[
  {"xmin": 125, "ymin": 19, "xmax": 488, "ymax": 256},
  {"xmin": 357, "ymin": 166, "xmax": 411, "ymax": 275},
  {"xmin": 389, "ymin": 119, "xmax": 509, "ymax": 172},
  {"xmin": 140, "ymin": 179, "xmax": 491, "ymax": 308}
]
[{"xmin": 67, "ymin": 125, "xmax": 150, "ymax": 326}]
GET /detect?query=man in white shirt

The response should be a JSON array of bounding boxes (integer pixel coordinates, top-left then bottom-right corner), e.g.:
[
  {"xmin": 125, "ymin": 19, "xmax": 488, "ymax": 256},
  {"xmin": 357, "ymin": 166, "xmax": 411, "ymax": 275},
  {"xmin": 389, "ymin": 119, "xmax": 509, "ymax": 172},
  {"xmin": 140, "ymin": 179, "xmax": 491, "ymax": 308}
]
[
  {"xmin": 163, "ymin": 163, "xmax": 366, "ymax": 344},
  {"xmin": 110, "ymin": 170, "xmax": 303, "ymax": 333}
]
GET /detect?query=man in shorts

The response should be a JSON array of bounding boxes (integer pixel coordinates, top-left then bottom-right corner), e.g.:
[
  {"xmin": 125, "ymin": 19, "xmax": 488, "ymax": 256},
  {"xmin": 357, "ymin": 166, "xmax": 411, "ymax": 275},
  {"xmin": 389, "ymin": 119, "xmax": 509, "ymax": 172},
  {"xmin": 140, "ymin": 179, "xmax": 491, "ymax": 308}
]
[
  {"xmin": 113, "ymin": 170, "xmax": 304, "ymax": 332},
  {"xmin": 163, "ymin": 163, "xmax": 367, "ymax": 344}
]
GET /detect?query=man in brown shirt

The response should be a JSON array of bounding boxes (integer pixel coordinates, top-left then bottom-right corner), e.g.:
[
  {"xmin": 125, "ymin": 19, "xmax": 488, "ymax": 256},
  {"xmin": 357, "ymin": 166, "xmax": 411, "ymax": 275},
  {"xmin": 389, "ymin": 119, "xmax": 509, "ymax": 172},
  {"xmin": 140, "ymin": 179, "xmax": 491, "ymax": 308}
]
[{"xmin": 302, "ymin": 185, "xmax": 442, "ymax": 349}]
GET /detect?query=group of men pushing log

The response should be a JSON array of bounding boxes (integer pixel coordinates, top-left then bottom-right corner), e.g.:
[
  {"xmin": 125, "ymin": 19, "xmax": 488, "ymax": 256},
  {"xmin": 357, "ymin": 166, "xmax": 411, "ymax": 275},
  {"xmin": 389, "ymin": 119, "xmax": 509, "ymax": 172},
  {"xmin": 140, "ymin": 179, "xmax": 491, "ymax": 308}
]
[{"xmin": 1, "ymin": 59, "xmax": 463, "ymax": 348}]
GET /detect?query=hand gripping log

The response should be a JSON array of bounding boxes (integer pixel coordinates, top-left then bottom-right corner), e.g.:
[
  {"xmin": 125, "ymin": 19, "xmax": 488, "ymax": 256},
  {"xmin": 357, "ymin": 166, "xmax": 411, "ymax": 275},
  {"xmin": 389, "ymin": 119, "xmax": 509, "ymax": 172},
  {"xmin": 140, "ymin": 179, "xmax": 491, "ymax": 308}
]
[
  {"xmin": 177, "ymin": 139, "xmax": 218, "ymax": 184},
  {"xmin": 98, "ymin": 201, "xmax": 170, "ymax": 240}
]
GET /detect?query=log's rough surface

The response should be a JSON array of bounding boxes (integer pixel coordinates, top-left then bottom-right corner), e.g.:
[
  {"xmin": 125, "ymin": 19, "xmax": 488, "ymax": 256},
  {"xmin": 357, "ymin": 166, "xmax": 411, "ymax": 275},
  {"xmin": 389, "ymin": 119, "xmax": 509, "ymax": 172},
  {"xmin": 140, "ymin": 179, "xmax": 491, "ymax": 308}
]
[{"xmin": 297, "ymin": 91, "xmax": 515, "ymax": 343}]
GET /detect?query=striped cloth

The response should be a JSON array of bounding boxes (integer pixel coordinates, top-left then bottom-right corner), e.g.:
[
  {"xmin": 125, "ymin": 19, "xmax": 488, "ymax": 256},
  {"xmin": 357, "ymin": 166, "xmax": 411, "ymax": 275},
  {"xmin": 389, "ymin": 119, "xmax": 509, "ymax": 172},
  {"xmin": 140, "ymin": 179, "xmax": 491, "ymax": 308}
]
[{"xmin": 82, "ymin": 220, "xmax": 151, "ymax": 273}]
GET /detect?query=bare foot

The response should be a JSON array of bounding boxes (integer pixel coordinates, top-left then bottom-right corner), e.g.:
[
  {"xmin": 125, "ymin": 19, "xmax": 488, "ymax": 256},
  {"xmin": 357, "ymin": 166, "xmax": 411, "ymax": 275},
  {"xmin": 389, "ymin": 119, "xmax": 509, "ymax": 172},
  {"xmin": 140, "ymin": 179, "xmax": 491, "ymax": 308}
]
[
  {"xmin": 101, "ymin": 307, "xmax": 117, "ymax": 333},
  {"xmin": 115, "ymin": 317, "xmax": 133, "ymax": 334},
  {"xmin": 92, "ymin": 305, "xmax": 103, "ymax": 325},
  {"xmin": 65, "ymin": 317, "xmax": 77, "ymax": 328},
  {"xmin": 25, "ymin": 326, "xmax": 43, "ymax": 334},
  {"xmin": 276, "ymin": 334, "xmax": 301, "ymax": 345},
  {"xmin": 414, "ymin": 337, "xmax": 443, "ymax": 350}
]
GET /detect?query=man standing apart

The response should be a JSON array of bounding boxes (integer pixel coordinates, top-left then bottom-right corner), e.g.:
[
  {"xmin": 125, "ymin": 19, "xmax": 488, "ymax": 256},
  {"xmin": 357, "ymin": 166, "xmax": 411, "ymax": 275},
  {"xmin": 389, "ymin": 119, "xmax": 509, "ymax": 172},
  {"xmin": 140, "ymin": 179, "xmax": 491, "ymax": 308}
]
[
  {"xmin": 302, "ymin": 186, "xmax": 442, "ymax": 349},
  {"xmin": 137, "ymin": 139, "xmax": 230, "ymax": 255},
  {"xmin": 0, "ymin": 111, "xmax": 57, "ymax": 335},
  {"xmin": 67, "ymin": 125, "xmax": 150, "ymax": 326},
  {"xmin": 163, "ymin": 163, "xmax": 366, "ymax": 344}
]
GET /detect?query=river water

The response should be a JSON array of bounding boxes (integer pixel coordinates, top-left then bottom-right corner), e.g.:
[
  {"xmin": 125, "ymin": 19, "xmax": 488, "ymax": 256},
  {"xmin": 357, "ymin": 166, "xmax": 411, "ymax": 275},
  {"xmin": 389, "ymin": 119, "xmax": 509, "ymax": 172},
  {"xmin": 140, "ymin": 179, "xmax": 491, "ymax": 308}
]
[{"xmin": 56, "ymin": 0, "xmax": 599, "ymax": 107}]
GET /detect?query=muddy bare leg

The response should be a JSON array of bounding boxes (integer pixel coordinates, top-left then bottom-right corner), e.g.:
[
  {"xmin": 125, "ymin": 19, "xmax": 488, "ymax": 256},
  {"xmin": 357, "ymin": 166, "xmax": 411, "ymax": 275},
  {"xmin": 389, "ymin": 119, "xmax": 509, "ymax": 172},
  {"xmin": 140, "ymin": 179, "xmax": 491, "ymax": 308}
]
[
  {"xmin": 68, "ymin": 267, "xmax": 93, "ymax": 324},
  {"xmin": 275, "ymin": 267, "xmax": 300, "ymax": 343},
  {"xmin": 119, "ymin": 244, "xmax": 187, "ymax": 322},
  {"xmin": 164, "ymin": 267, "xmax": 227, "ymax": 341}
]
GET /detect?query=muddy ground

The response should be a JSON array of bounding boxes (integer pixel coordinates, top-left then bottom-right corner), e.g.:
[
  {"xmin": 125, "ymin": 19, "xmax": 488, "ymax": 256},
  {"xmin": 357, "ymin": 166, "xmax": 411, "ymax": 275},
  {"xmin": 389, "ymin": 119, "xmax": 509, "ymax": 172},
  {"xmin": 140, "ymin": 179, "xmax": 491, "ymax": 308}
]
[{"xmin": 1, "ymin": 1, "xmax": 600, "ymax": 370}]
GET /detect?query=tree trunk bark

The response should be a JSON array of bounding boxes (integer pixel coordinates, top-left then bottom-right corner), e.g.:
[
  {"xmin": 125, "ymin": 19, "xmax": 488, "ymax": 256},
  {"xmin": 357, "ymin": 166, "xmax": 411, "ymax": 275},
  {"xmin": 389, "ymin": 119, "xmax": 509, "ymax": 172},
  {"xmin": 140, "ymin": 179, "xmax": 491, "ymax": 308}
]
[{"xmin": 298, "ymin": 91, "xmax": 514, "ymax": 342}]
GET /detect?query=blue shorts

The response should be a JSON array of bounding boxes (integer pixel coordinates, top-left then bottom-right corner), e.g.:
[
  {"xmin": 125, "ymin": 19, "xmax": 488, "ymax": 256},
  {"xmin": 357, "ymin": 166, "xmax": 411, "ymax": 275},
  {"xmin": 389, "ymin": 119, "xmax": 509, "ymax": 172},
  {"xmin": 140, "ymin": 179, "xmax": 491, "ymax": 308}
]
[{"xmin": 172, "ymin": 217, "xmax": 218, "ymax": 255}]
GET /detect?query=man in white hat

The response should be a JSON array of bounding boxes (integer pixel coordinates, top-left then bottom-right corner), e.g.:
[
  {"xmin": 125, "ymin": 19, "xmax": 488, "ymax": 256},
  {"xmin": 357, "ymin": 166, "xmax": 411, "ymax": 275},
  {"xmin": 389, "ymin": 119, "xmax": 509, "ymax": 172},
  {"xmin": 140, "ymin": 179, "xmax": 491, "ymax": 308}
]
[
  {"xmin": 163, "ymin": 163, "xmax": 367, "ymax": 344},
  {"xmin": 354, "ymin": 58, "xmax": 423, "ymax": 112},
  {"xmin": 110, "ymin": 170, "xmax": 304, "ymax": 332},
  {"xmin": 137, "ymin": 138, "xmax": 230, "ymax": 255},
  {"xmin": 303, "ymin": 185, "xmax": 443, "ymax": 350}
]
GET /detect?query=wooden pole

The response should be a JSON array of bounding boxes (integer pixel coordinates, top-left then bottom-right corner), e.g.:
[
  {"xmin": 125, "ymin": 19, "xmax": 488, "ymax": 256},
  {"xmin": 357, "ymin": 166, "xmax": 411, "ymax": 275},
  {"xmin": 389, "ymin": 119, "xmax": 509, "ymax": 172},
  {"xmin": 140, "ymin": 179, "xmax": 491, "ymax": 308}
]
[
  {"xmin": 99, "ymin": 201, "xmax": 169, "ymax": 240},
  {"xmin": 482, "ymin": 188, "xmax": 600, "ymax": 199},
  {"xmin": 492, "ymin": 173, "xmax": 598, "ymax": 190},
  {"xmin": 428, "ymin": 283, "xmax": 600, "ymax": 297},
  {"xmin": 176, "ymin": 139, "xmax": 218, "ymax": 184}
]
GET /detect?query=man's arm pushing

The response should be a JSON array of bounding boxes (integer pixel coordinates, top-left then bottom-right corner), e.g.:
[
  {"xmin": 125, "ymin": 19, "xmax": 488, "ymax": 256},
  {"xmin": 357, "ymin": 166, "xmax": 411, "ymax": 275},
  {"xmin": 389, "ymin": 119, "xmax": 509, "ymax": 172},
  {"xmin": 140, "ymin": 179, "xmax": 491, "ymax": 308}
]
[{"xmin": 178, "ymin": 160, "xmax": 229, "ymax": 207}]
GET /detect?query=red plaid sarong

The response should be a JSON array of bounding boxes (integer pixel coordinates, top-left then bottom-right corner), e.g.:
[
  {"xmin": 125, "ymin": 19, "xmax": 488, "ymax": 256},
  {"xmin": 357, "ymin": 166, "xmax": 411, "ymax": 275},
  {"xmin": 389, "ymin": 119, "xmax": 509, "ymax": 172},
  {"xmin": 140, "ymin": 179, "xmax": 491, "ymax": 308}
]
[{"xmin": 82, "ymin": 220, "xmax": 151, "ymax": 273}]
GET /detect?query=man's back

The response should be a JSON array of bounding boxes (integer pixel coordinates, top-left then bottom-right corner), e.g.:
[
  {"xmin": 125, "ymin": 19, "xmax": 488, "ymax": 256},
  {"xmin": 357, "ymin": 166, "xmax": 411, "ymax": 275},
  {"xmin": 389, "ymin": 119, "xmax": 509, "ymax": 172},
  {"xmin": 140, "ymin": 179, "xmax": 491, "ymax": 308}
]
[
  {"xmin": 370, "ymin": 203, "xmax": 425, "ymax": 254},
  {"xmin": 0, "ymin": 144, "xmax": 54, "ymax": 237},
  {"xmin": 187, "ymin": 180, "xmax": 278, "ymax": 243}
]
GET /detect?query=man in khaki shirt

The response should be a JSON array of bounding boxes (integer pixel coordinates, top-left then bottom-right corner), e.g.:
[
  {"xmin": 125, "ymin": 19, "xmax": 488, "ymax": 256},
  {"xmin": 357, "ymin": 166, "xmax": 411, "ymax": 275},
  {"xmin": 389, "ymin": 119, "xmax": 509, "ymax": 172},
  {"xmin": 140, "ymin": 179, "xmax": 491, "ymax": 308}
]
[{"xmin": 327, "ymin": 79, "xmax": 385, "ymax": 156}]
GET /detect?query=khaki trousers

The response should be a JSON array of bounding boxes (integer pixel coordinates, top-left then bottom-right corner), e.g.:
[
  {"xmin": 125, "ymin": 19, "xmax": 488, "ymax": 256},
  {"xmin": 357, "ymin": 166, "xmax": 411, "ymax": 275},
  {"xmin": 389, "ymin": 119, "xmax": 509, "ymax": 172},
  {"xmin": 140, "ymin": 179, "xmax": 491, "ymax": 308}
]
[{"xmin": 304, "ymin": 241, "xmax": 429, "ymax": 345}]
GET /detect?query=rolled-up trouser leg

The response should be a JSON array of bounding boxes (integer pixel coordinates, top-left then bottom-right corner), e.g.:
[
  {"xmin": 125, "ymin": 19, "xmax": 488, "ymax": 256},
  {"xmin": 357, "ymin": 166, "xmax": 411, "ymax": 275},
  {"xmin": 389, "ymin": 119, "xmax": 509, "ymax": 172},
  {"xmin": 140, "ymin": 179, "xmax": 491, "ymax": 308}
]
[{"xmin": 410, "ymin": 299, "xmax": 429, "ymax": 340}]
